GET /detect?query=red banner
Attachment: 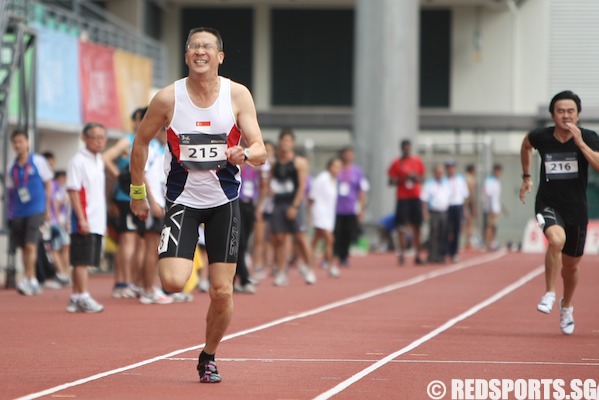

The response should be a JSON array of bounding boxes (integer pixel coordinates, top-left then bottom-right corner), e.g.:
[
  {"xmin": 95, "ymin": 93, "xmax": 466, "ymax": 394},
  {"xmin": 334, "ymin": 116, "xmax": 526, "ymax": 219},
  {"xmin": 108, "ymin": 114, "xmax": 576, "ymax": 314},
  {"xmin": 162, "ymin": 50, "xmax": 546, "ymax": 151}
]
[{"xmin": 79, "ymin": 41, "xmax": 122, "ymax": 129}]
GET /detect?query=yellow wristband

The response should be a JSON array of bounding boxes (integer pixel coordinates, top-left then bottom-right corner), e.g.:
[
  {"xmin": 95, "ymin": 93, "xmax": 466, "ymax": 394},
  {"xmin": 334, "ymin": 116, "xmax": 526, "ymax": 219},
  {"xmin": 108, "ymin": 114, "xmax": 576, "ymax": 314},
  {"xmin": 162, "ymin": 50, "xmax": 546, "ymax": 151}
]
[{"xmin": 130, "ymin": 183, "xmax": 147, "ymax": 200}]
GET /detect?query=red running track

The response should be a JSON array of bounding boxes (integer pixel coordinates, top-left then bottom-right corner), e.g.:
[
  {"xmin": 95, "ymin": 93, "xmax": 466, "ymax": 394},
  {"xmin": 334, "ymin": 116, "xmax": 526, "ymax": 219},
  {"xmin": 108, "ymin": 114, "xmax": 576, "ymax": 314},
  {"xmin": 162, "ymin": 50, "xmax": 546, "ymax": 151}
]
[{"xmin": 2, "ymin": 250, "xmax": 599, "ymax": 400}]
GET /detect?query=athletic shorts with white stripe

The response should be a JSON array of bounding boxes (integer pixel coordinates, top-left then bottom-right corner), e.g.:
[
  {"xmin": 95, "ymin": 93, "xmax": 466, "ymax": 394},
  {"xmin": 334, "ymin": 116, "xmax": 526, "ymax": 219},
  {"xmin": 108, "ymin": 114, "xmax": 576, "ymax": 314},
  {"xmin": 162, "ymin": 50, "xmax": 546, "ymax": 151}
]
[{"xmin": 158, "ymin": 199, "xmax": 240, "ymax": 264}]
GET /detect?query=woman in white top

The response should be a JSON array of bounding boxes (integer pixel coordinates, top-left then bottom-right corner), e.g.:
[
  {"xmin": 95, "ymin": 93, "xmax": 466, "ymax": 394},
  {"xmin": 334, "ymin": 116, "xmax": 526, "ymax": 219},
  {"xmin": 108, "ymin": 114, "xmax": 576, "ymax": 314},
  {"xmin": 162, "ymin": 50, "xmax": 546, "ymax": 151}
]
[{"xmin": 309, "ymin": 157, "xmax": 342, "ymax": 276}]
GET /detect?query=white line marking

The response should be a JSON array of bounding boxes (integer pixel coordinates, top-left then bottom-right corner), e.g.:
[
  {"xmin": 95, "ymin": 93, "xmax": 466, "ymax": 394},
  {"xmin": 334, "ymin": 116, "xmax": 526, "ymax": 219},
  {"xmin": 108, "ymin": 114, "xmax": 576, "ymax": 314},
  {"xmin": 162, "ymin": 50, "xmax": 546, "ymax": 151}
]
[
  {"xmin": 17, "ymin": 252, "xmax": 507, "ymax": 400},
  {"xmin": 312, "ymin": 265, "xmax": 545, "ymax": 400},
  {"xmin": 164, "ymin": 357, "xmax": 599, "ymax": 367}
]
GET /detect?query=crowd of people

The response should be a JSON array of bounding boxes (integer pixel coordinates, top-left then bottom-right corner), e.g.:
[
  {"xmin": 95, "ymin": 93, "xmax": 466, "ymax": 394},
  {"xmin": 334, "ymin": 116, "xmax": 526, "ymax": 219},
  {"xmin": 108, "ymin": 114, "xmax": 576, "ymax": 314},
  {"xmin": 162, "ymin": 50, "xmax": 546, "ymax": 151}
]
[
  {"xmin": 6, "ymin": 120, "xmax": 508, "ymax": 304},
  {"xmin": 386, "ymin": 139, "xmax": 504, "ymax": 266}
]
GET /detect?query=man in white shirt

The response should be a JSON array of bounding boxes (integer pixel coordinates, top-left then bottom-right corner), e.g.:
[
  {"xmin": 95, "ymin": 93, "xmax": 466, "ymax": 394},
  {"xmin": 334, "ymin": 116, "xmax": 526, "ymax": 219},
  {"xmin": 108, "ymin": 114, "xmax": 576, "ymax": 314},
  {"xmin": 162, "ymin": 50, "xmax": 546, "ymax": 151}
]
[{"xmin": 483, "ymin": 163, "xmax": 503, "ymax": 251}]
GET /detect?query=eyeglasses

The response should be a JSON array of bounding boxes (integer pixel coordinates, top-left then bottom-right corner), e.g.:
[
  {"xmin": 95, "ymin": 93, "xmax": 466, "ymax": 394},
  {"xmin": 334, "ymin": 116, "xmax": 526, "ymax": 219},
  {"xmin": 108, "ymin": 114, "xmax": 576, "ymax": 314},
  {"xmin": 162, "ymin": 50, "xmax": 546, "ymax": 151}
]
[
  {"xmin": 87, "ymin": 135, "xmax": 107, "ymax": 141},
  {"xmin": 186, "ymin": 42, "xmax": 218, "ymax": 52}
]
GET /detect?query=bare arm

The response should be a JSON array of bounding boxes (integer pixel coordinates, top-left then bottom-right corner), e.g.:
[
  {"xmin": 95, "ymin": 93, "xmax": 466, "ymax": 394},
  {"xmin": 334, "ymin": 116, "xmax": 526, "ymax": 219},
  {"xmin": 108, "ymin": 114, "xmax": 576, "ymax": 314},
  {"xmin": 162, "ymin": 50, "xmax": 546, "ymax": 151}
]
[
  {"xmin": 44, "ymin": 179, "xmax": 52, "ymax": 220},
  {"xmin": 102, "ymin": 138, "xmax": 131, "ymax": 179},
  {"xmin": 358, "ymin": 190, "xmax": 367, "ymax": 222},
  {"xmin": 230, "ymin": 82, "xmax": 266, "ymax": 166},
  {"xmin": 293, "ymin": 156, "xmax": 309, "ymax": 207},
  {"xmin": 519, "ymin": 135, "xmax": 533, "ymax": 204}
]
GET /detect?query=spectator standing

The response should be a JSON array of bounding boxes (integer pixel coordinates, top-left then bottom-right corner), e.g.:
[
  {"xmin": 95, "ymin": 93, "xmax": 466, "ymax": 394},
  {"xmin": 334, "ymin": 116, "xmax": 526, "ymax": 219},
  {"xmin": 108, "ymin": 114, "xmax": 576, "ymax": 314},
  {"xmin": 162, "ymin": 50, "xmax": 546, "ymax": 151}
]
[
  {"xmin": 269, "ymin": 128, "xmax": 315, "ymax": 286},
  {"xmin": 139, "ymin": 128, "xmax": 173, "ymax": 305},
  {"xmin": 129, "ymin": 27, "xmax": 267, "ymax": 383},
  {"xmin": 420, "ymin": 164, "xmax": 450, "ymax": 264},
  {"xmin": 482, "ymin": 163, "xmax": 503, "ymax": 251},
  {"xmin": 309, "ymin": 157, "xmax": 343, "ymax": 277},
  {"xmin": 387, "ymin": 139, "xmax": 426, "ymax": 265},
  {"xmin": 103, "ymin": 107, "xmax": 148, "ymax": 298},
  {"xmin": 42, "ymin": 152, "xmax": 71, "ymax": 286},
  {"xmin": 333, "ymin": 146, "xmax": 369, "ymax": 267},
  {"xmin": 65, "ymin": 123, "xmax": 108, "ymax": 313},
  {"xmin": 445, "ymin": 159, "xmax": 470, "ymax": 262},
  {"xmin": 250, "ymin": 140, "xmax": 275, "ymax": 282},
  {"xmin": 463, "ymin": 164, "xmax": 478, "ymax": 250},
  {"xmin": 234, "ymin": 162, "xmax": 265, "ymax": 294},
  {"xmin": 6, "ymin": 129, "xmax": 54, "ymax": 296}
]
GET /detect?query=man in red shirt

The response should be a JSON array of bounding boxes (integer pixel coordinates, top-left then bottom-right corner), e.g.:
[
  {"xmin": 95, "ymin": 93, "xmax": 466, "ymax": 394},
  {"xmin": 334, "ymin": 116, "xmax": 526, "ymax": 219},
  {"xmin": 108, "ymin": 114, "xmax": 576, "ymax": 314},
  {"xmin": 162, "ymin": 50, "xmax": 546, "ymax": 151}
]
[{"xmin": 388, "ymin": 140, "xmax": 426, "ymax": 265}]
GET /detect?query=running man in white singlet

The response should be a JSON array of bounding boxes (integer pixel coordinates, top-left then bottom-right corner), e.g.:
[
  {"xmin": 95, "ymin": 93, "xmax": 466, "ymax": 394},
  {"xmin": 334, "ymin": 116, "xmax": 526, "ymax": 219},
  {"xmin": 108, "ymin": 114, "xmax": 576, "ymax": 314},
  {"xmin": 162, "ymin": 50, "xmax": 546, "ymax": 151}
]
[{"xmin": 129, "ymin": 27, "xmax": 266, "ymax": 383}]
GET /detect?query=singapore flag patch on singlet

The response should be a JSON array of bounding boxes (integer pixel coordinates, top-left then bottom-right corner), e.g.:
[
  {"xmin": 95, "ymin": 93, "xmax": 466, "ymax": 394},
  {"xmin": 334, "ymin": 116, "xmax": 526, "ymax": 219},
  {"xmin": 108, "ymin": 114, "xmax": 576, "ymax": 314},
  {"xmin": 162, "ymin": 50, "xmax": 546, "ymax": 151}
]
[
  {"xmin": 544, "ymin": 152, "xmax": 578, "ymax": 181},
  {"xmin": 178, "ymin": 121, "xmax": 228, "ymax": 171}
]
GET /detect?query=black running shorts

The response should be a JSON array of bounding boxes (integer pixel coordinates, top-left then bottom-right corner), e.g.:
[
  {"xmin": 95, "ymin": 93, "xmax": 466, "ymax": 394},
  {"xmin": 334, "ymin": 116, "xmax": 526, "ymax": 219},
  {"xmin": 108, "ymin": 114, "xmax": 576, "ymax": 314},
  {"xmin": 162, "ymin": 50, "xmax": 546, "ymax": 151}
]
[
  {"xmin": 536, "ymin": 205, "xmax": 587, "ymax": 257},
  {"xmin": 158, "ymin": 200, "xmax": 240, "ymax": 264},
  {"xmin": 70, "ymin": 233, "xmax": 103, "ymax": 267}
]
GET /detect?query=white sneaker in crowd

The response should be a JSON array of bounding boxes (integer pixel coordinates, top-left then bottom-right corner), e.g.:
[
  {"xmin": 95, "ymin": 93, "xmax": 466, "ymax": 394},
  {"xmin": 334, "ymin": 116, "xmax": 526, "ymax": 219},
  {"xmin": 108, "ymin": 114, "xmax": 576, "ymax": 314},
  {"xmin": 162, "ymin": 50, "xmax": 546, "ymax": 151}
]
[
  {"xmin": 234, "ymin": 282, "xmax": 256, "ymax": 294},
  {"xmin": 43, "ymin": 279, "xmax": 63, "ymax": 290},
  {"xmin": 140, "ymin": 288, "xmax": 174, "ymax": 305},
  {"xmin": 304, "ymin": 270, "xmax": 317, "ymax": 285},
  {"xmin": 273, "ymin": 271, "xmax": 288, "ymax": 287},
  {"xmin": 250, "ymin": 267, "xmax": 266, "ymax": 283},
  {"xmin": 112, "ymin": 286, "xmax": 137, "ymax": 299},
  {"xmin": 197, "ymin": 279, "xmax": 210, "ymax": 293},
  {"xmin": 170, "ymin": 292, "xmax": 194, "ymax": 302},
  {"xmin": 298, "ymin": 263, "xmax": 309, "ymax": 278},
  {"xmin": 328, "ymin": 265, "xmax": 340, "ymax": 278},
  {"xmin": 18, "ymin": 278, "xmax": 42, "ymax": 296},
  {"xmin": 70, "ymin": 296, "xmax": 104, "ymax": 313},
  {"xmin": 66, "ymin": 298, "xmax": 79, "ymax": 313}
]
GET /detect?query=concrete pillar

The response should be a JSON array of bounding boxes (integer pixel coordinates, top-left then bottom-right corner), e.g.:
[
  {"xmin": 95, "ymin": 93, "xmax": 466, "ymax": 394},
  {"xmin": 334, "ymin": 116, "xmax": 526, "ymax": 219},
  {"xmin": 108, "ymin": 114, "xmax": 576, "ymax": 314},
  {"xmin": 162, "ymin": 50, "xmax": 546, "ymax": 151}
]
[
  {"xmin": 253, "ymin": 5, "xmax": 271, "ymax": 111},
  {"xmin": 354, "ymin": 0, "xmax": 420, "ymax": 223}
]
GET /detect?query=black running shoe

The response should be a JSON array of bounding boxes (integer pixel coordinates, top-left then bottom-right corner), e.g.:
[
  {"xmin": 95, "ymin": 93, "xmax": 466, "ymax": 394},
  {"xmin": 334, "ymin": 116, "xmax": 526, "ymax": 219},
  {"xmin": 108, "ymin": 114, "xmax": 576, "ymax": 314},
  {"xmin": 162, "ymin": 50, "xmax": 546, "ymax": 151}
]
[{"xmin": 197, "ymin": 360, "xmax": 222, "ymax": 383}]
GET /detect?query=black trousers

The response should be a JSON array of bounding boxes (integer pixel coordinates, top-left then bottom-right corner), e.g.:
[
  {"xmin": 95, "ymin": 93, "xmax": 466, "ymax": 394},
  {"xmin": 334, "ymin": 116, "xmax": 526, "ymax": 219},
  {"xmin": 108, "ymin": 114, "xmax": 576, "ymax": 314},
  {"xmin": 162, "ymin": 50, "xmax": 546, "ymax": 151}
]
[
  {"xmin": 447, "ymin": 205, "xmax": 463, "ymax": 257},
  {"xmin": 427, "ymin": 211, "xmax": 447, "ymax": 263},
  {"xmin": 236, "ymin": 201, "xmax": 255, "ymax": 285},
  {"xmin": 334, "ymin": 214, "xmax": 359, "ymax": 264}
]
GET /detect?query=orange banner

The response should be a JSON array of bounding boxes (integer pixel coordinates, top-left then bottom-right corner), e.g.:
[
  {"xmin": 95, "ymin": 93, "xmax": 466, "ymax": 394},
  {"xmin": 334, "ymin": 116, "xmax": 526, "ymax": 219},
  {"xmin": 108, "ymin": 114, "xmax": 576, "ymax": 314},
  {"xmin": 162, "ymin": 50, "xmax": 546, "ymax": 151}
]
[{"xmin": 113, "ymin": 49, "xmax": 153, "ymax": 132}]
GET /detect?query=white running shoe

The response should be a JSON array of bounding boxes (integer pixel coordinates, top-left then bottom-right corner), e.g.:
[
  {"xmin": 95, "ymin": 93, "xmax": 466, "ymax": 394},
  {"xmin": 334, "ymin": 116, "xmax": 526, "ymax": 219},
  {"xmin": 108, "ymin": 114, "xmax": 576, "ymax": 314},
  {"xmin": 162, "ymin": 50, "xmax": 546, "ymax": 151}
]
[
  {"xmin": 66, "ymin": 298, "xmax": 79, "ymax": 313},
  {"xmin": 298, "ymin": 263, "xmax": 309, "ymax": 278},
  {"xmin": 251, "ymin": 267, "xmax": 266, "ymax": 282},
  {"xmin": 537, "ymin": 292, "xmax": 556, "ymax": 314},
  {"xmin": 140, "ymin": 288, "xmax": 174, "ymax": 305},
  {"xmin": 112, "ymin": 286, "xmax": 137, "ymax": 299},
  {"xmin": 234, "ymin": 283, "xmax": 256, "ymax": 294},
  {"xmin": 559, "ymin": 300, "xmax": 575, "ymax": 335},
  {"xmin": 17, "ymin": 278, "xmax": 34, "ymax": 296},
  {"xmin": 197, "ymin": 279, "xmax": 210, "ymax": 293},
  {"xmin": 43, "ymin": 279, "xmax": 63, "ymax": 290},
  {"xmin": 77, "ymin": 296, "xmax": 104, "ymax": 313},
  {"xmin": 170, "ymin": 292, "xmax": 194, "ymax": 302},
  {"xmin": 304, "ymin": 270, "xmax": 317, "ymax": 285},
  {"xmin": 30, "ymin": 280, "xmax": 42, "ymax": 295},
  {"xmin": 273, "ymin": 272, "xmax": 288, "ymax": 286},
  {"xmin": 328, "ymin": 265, "xmax": 340, "ymax": 278}
]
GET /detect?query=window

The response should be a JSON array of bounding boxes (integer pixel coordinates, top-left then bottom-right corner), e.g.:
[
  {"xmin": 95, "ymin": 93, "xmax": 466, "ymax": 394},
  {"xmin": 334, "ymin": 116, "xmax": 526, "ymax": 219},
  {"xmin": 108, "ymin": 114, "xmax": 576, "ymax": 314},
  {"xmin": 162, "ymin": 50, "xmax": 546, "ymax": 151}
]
[
  {"xmin": 271, "ymin": 9, "xmax": 354, "ymax": 106},
  {"xmin": 420, "ymin": 9, "xmax": 451, "ymax": 108}
]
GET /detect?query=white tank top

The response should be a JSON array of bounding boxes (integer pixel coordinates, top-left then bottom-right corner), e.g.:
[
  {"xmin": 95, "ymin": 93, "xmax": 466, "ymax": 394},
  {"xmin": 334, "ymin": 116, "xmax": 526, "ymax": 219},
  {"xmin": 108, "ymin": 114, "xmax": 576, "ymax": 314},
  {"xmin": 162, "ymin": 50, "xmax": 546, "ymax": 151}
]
[{"xmin": 165, "ymin": 77, "xmax": 242, "ymax": 208}]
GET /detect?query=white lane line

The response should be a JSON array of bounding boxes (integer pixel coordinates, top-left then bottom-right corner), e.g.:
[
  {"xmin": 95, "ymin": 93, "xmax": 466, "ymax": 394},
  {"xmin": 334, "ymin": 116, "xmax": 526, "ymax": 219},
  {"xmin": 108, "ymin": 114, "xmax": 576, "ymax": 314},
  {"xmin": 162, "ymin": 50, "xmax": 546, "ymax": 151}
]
[
  {"xmin": 312, "ymin": 264, "xmax": 544, "ymax": 400},
  {"xmin": 17, "ymin": 251, "xmax": 507, "ymax": 400},
  {"xmin": 164, "ymin": 357, "xmax": 599, "ymax": 367}
]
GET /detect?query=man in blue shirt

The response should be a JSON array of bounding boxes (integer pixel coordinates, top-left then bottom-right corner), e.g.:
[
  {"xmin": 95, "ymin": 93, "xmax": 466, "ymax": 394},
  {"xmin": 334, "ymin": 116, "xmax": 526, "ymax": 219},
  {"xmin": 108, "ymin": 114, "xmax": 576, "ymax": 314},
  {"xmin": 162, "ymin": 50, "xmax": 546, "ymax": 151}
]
[{"xmin": 6, "ymin": 129, "xmax": 54, "ymax": 296}]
